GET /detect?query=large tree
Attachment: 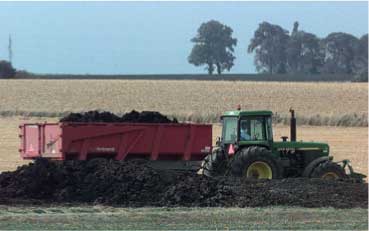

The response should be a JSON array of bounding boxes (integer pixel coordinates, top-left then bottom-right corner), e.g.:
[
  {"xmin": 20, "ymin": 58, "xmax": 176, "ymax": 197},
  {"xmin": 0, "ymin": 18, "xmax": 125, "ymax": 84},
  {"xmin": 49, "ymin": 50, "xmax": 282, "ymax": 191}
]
[
  {"xmin": 286, "ymin": 22, "xmax": 323, "ymax": 74},
  {"xmin": 248, "ymin": 22, "xmax": 290, "ymax": 74},
  {"xmin": 321, "ymin": 32, "xmax": 360, "ymax": 74},
  {"xmin": 188, "ymin": 20, "xmax": 237, "ymax": 75}
]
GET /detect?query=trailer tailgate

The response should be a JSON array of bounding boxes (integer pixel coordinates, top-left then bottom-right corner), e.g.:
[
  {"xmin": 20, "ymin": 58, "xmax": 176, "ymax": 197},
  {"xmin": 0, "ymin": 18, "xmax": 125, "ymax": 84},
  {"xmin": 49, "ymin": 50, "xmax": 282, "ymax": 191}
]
[{"xmin": 20, "ymin": 123, "xmax": 62, "ymax": 159}]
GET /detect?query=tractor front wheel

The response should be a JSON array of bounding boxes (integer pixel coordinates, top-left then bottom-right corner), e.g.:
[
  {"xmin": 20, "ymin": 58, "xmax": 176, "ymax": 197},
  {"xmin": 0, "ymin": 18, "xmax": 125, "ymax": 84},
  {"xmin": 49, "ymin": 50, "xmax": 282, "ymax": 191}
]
[
  {"xmin": 310, "ymin": 161, "xmax": 347, "ymax": 180},
  {"xmin": 202, "ymin": 149, "xmax": 227, "ymax": 177}
]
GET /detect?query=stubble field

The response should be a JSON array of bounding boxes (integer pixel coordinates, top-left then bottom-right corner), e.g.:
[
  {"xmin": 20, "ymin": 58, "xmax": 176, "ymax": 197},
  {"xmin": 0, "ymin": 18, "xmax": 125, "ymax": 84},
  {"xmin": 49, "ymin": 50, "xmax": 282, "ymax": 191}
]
[{"xmin": 0, "ymin": 80, "xmax": 367, "ymax": 125}]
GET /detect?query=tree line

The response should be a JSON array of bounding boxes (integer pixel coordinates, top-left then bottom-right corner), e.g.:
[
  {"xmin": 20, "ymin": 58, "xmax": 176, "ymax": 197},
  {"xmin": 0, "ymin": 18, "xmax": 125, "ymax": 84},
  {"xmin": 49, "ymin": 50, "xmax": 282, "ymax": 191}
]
[
  {"xmin": 188, "ymin": 20, "xmax": 368, "ymax": 80},
  {"xmin": 1, "ymin": 20, "xmax": 367, "ymax": 80}
]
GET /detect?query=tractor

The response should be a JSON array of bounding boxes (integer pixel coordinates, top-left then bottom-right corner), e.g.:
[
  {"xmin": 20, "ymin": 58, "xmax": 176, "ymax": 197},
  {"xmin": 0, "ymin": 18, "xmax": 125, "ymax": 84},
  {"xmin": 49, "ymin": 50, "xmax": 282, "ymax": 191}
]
[{"xmin": 203, "ymin": 108, "xmax": 365, "ymax": 181}]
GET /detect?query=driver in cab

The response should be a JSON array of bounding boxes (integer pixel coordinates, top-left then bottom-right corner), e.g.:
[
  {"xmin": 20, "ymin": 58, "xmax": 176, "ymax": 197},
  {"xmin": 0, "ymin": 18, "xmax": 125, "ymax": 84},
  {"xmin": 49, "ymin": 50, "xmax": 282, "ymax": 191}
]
[{"xmin": 240, "ymin": 121, "xmax": 251, "ymax": 141}]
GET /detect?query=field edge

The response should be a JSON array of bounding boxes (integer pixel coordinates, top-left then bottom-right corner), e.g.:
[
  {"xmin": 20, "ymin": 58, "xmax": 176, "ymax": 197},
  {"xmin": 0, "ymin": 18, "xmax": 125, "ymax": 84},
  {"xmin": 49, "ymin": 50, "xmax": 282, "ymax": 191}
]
[
  {"xmin": 0, "ymin": 111, "xmax": 367, "ymax": 127},
  {"xmin": 0, "ymin": 206, "xmax": 367, "ymax": 230}
]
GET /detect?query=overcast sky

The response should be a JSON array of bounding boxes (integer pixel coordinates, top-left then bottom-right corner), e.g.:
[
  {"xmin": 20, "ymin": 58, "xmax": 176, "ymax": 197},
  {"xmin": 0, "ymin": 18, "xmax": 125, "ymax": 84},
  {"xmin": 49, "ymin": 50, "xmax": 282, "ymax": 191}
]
[{"xmin": 0, "ymin": 1, "xmax": 367, "ymax": 74}]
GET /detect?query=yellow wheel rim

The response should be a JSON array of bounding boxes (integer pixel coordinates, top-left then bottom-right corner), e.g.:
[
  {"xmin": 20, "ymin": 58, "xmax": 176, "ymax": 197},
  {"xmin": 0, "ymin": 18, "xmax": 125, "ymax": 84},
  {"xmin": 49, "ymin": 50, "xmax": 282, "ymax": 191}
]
[
  {"xmin": 246, "ymin": 161, "xmax": 273, "ymax": 179},
  {"xmin": 321, "ymin": 172, "xmax": 339, "ymax": 180}
]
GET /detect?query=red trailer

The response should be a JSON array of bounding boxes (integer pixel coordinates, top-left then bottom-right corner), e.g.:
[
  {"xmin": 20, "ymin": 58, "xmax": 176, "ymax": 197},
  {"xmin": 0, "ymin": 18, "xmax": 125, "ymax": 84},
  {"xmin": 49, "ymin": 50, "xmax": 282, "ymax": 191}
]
[{"xmin": 19, "ymin": 122, "xmax": 212, "ymax": 170}]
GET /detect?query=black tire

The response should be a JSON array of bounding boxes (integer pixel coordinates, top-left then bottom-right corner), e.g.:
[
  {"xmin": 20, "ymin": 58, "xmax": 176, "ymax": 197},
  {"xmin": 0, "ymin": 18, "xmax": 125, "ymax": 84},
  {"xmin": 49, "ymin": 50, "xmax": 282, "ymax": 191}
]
[
  {"xmin": 231, "ymin": 146, "xmax": 282, "ymax": 179},
  {"xmin": 202, "ymin": 149, "xmax": 227, "ymax": 177},
  {"xmin": 310, "ymin": 161, "xmax": 347, "ymax": 180}
]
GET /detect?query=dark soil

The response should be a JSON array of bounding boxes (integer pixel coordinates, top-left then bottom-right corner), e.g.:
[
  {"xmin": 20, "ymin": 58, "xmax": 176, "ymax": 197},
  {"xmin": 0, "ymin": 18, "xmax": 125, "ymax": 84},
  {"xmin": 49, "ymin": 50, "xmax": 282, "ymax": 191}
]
[
  {"xmin": 0, "ymin": 159, "xmax": 367, "ymax": 208},
  {"xmin": 60, "ymin": 110, "xmax": 178, "ymax": 123}
]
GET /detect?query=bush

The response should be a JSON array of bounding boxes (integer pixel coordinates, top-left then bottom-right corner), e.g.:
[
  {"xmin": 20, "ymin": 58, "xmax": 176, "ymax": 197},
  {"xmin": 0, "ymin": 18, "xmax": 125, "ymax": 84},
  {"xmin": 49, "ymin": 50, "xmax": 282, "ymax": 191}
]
[
  {"xmin": 14, "ymin": 70, "xmax": 34, "ymax": 78},
  {"xmin": 0, "ymin": 60, "xmax": 16, "ymax": 78}
]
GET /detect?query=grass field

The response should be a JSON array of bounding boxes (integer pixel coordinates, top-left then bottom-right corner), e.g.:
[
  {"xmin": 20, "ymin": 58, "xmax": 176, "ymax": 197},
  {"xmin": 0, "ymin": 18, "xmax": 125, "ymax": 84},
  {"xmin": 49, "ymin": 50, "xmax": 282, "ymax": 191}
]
[
  {"xmin": 0, "ymin": 206, "xmax": 367, "ymax": 230},
  {"xmin": 0, "ymin": 80, "xmax": 367, "ymax": 126}
]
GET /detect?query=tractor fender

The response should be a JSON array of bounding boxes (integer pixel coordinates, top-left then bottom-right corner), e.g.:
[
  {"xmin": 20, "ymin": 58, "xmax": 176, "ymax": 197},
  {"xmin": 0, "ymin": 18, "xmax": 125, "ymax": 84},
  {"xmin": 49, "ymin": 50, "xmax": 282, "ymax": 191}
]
[{"xmin": 302, "ymin": 156, "xmax": 331, "ymax": 177}]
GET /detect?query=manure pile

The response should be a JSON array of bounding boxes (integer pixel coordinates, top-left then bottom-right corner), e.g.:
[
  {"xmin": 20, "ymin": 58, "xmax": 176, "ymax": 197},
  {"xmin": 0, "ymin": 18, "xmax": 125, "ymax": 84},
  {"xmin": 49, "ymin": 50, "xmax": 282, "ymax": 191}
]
[
  {"xmin": 0, "ymin": 159, "xmax": 367, "ymax": 208},
  {"xmin": 60, "ymin": 110, "xmax": 178, "ymax": 123}
]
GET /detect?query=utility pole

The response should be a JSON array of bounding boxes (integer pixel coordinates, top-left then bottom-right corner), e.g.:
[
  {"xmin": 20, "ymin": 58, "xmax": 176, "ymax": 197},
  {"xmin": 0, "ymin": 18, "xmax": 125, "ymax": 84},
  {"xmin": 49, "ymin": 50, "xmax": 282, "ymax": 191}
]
[{"xmin": 8, "ymin": 34, "xmax": 12, "ymax": 64}]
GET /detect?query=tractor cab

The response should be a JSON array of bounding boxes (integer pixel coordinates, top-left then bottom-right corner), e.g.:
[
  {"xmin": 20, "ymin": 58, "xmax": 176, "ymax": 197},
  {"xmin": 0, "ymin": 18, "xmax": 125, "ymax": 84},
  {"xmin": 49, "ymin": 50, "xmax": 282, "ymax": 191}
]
[{"xmin": 220, "ymin": 110, "xmax": 274, "ymax": 151}]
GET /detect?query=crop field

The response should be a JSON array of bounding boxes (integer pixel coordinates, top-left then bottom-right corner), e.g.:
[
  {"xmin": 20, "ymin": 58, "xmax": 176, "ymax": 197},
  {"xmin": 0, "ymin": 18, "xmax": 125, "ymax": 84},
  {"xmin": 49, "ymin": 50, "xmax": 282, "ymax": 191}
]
[{"xmin": 0, "ymin": 80, "xmax": 367, "ymax": 126}]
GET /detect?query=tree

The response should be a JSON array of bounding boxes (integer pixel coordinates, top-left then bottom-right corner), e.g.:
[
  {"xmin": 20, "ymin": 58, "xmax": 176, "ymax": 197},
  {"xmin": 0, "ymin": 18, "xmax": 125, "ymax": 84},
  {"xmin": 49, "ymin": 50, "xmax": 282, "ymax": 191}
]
[
  {"xmin": 359, "ymin": 34, "xmax": 368, "ymax": 55},
  {"xmin": 350, "ymin": 34, "xmax": 368, "ymax": 82},
  {"xmin": 188, "ymin": 20, "xmax": 237, "ymax": 75},
  {"xmin": 321, "ymin": 32, "xmax": 360, "ymax": 74},
  {"xmin": 248, "ymin": 22, "xmax": 290, "ymax": 74},
  {"xmin": 353, "ymin": 34, "xmax": 368, "ymax": 74},
  {"xmin": 0, "ymin": 60, "xmax": 16, "ymax": 78},
  {"xmin": 286, "ymin": 22, "xmax": 323, "ymax": 74}
]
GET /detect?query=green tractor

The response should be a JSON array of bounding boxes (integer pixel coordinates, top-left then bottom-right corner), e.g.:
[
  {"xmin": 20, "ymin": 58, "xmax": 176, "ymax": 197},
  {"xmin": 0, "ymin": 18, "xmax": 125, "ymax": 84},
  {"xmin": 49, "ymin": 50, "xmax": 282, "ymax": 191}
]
[{"xmin": 203, "ymin": 108, "xmax": 365, "ymax": 181}]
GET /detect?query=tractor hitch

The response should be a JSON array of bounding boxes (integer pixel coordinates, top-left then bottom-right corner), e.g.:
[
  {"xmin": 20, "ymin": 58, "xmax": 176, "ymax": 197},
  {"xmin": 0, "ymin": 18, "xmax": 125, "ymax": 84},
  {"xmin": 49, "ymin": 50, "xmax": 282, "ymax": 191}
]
[{"xmin": 337, "ymin": 159, "xmax": 366, "ymax": 183}]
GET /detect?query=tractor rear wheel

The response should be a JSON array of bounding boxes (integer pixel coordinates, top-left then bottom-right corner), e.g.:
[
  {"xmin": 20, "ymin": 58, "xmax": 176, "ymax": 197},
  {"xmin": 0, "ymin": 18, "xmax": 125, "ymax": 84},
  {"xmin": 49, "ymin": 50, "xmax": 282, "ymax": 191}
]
[
  {"xmin": 231, "ymin": 146, "xmax": 282, "ymax": 179},
  {"xmin": 202, "ymin": 149, "xmax": 227, "ymax": 177},
  {"xmin": 310, "ymin": 161, "xmax": 347, "ymax": 180}
]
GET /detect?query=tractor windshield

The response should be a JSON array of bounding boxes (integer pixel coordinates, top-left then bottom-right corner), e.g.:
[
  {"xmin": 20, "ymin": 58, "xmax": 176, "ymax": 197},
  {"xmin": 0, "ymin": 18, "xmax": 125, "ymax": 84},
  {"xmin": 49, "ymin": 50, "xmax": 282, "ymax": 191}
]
[
  {"xmin": 240, "ymin": 117, "xmax": 267, "ymax": 141},
  {"xmin": 222, "ymin": 117, "xmax": 238, "ymax": 144}
]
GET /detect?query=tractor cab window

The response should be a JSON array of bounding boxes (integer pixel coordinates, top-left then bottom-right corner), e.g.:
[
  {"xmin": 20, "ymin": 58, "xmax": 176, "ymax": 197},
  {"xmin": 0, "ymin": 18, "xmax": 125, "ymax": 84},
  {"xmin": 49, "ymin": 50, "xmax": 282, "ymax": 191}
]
[
  {"xmin": 266, "ymin": 117, "xmax": 273, "ymax": 141},
  {"xmin": 222, "ymin": 117, "xmax": 238, "ymax": 144},
  {"xmin": 239, "ymin": 117, "xmax": 266, "ymax": 141}
]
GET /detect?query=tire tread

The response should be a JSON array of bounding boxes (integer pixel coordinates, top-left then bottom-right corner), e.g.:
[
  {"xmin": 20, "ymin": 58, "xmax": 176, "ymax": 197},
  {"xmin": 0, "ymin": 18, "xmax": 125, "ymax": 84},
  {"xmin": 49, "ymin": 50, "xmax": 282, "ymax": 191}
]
[{"xmin": 231, "ymin": 146, "xmax": 282, "ymax": 179}]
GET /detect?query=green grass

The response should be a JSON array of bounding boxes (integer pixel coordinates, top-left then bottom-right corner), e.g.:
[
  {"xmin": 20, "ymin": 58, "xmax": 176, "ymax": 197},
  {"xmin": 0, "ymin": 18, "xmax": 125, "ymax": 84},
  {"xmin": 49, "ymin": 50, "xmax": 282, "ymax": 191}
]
[{"xmin": 0, "ymin": 206, "xmax": 367, "ymax": 230}]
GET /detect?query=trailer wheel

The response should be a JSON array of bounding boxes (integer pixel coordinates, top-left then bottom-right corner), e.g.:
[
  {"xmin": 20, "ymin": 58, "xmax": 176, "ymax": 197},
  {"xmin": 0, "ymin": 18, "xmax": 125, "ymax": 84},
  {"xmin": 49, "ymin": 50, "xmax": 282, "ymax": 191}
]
[
  {"xmin": 231, "ymin": 146, "xmax": 282, "ymax": 179},
  {"xmin": 310, "ymin": 161, "xmax": 347, "ymax": 180},
  {"xmin": 202, "ymin": 149, "xmax": 227, "ymax": 177}
]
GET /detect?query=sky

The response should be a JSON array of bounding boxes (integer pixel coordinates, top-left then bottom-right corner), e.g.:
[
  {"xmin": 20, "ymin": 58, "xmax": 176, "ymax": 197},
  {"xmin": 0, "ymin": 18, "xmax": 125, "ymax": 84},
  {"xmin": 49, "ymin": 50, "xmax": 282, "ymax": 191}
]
[{"xmin": 0, "ymin": 1, "xmax": 367, "ymax": 75}]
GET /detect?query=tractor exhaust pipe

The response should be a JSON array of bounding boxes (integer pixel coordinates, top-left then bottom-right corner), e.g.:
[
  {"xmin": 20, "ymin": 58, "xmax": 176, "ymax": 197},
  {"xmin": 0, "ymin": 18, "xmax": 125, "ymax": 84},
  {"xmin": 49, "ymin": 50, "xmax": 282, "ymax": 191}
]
[{"xmin": 290, "ymin": 108, "xmax": 296, "ymax": 142}]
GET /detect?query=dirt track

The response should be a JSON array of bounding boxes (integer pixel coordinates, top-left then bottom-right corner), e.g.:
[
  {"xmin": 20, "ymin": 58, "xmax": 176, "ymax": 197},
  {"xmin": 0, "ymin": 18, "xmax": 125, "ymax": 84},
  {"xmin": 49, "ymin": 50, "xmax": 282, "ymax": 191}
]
[{"xmin": 0, "ymin": 159, "xmax": 367, "ymax": 208}]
